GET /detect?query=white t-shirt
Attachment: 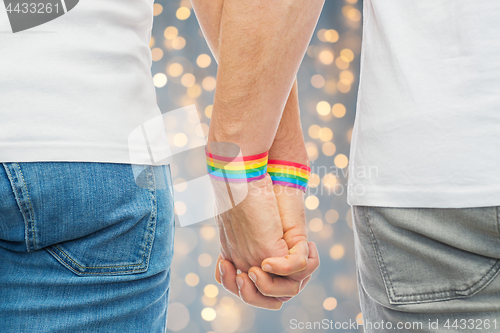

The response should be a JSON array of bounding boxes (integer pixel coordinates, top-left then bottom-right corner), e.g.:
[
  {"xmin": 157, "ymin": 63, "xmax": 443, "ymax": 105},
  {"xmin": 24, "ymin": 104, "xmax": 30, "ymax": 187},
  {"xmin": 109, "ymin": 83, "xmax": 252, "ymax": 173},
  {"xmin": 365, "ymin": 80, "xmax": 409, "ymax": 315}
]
[
  {"xmin": 348, "ymin": 0, "xmax": 500, "ymax": 208},
  {"xmin": 0, "ymin": 0, "xmax": 163, "ymax": 164}
]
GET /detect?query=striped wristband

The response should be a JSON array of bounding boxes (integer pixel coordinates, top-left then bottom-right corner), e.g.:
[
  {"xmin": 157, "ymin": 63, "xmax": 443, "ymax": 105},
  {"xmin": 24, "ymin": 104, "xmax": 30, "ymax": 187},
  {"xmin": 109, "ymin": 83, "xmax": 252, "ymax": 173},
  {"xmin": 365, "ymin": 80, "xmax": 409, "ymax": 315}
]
[
  {"xmin": 267, "ymin": 159, "xmax": 311, "ymax": 192},
  {"xmin": 206, "ymin": 150, "xmax": 269, "ymax": 183}
]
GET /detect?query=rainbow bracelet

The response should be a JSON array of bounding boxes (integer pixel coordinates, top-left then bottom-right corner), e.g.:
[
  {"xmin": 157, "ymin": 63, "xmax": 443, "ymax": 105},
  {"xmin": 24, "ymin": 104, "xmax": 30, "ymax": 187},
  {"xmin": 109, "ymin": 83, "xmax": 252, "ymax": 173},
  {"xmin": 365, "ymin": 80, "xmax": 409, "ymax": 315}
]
[
  {"xmin": 267, "ymin": 159, "xmax": 311, "ymax": 192},
  {"xmin": 206, "ymin": 150, "xmax": 268, "ymax": 182}
]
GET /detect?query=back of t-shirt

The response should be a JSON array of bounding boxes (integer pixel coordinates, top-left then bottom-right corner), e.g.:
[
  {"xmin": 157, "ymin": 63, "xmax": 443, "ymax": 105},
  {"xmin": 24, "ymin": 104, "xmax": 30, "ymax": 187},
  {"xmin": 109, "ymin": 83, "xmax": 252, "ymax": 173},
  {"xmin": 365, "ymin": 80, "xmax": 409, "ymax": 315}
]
[
  {"xmin": 0, "ymin": 0, "xmax": 161, "ymax": 164},
  {"xmin": 348, "ymin": 0, "xmax": 500, "ymax": 208}
]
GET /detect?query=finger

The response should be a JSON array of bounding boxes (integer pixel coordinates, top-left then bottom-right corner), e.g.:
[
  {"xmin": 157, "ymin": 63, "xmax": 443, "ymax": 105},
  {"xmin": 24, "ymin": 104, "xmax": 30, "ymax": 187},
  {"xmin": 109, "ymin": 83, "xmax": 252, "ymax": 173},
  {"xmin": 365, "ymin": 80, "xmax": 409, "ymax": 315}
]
[
  {"xmin": 285, "ymin": 241, "xmax": 320, "ymax": 282},
  {"xmin": 236, "ymin": 272, "xmax": 283, "ymax": 310},
  {"xmin": 219, "ymin": 259, "xmax": 240, "ymax": 297},
  {"xmin": 261, "ymin": 240, "xmax": 309, "ymax": 276},
  {"xmin": 247, "ymin": 267, "xmax": 302, "ymax": 297},
  {"xmin": 299, "ymin": 275, "xmax": 312, "ymax": 293},
  {"xmin": 275, "ymin": 297, "xmax": 293, "ymax": 302},
  {"xmin": 215, "ymin": 254, "xmax": 223, "ymax": 284}
]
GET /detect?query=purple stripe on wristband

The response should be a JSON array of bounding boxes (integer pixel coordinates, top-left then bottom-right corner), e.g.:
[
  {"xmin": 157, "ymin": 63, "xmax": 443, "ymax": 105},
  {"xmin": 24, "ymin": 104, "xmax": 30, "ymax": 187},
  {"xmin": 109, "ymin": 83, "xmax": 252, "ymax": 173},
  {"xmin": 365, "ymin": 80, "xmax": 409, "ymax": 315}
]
[
  {"xmin": 272, "ymin": 180, "xmax": 307, "ymax": 191},
  {"xmin": 208, "ymin": 173, "xmax": 267, "ymax": 183}
]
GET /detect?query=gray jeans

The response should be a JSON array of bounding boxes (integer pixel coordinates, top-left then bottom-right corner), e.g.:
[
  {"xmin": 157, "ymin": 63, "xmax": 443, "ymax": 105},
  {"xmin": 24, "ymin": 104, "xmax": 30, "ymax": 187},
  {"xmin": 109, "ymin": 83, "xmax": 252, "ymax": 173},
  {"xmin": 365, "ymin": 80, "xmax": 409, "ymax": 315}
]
[{"xmin": 353, "ymin": 206, "xmax": 500, "ymax": 333}]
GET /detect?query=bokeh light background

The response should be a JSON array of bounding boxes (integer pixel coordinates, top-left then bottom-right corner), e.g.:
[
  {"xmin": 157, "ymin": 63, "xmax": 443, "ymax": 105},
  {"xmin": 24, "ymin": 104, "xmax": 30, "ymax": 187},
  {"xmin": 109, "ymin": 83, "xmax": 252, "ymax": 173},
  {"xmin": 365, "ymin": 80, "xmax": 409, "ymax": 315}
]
[{"xmin": 150, "ymin": 1, "xmax": 364, "ymax": 332}]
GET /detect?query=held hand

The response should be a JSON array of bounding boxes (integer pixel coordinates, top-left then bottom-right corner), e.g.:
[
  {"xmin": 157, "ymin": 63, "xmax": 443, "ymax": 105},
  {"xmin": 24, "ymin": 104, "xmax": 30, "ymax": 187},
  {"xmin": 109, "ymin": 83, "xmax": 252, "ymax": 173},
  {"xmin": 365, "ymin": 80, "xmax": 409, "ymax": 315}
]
[
  {"xmin": 214, "ymin": 174, "xmax": 289, "ymax": 273},
  {"xmin": 215, "ymin": 185, "xmax": 320, "ymax": 309}
]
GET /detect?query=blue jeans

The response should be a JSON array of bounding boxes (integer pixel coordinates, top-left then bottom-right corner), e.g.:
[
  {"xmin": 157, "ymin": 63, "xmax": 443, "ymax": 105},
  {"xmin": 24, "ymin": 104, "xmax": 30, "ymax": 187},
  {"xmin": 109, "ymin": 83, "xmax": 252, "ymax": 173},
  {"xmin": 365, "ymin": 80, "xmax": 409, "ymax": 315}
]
[
  {"xmin": 0, "ymin": 162, "xmax": 175, "ymax": 332},
  {"xmin": 353, "ymin": 206, "xmax": 500, "ymax": 332}
]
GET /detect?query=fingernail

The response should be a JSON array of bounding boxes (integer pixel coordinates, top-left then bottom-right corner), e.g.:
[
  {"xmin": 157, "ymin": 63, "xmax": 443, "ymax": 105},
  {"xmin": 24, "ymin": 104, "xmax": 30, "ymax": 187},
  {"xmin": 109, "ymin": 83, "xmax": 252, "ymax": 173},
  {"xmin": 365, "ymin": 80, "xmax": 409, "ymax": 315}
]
[
  {"xmin": 219, "ymin": 262, "xmax": 225, "ymax": 276},
  {"xmin": 248, "ymin": 272, "xmax": 257, "ymax": 283},
  {"xmin": 263, "ymin": 264, "xmax": 272, "ymax": 272},
  {"xmin": 236, "ymin": 276, "xmax": 244, "ymax": 289}
]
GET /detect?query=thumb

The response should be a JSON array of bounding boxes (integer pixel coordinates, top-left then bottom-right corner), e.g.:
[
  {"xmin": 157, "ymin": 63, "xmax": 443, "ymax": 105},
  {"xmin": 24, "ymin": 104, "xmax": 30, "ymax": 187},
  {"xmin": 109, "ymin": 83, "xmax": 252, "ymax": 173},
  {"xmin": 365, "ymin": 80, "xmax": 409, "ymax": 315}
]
[{"xmin": 260, "ymin": 239, "xmax": 309, "ymax": 276}]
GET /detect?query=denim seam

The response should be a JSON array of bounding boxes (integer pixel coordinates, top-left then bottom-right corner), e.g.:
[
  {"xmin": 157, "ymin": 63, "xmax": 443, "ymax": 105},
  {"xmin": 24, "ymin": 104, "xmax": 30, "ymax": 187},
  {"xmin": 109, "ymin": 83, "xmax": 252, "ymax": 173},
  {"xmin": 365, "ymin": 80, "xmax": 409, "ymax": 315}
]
[
  {"xmin": 142, "ymin": 165, "xmax": 158, "ymax": 271},
  {"xmin": 388, "ymin": 260, "xmax": 500, "ymax": 301},
  {"xmin": 496, "ymin": 207, "xmax": 500, "ymax": 235},
  {"xmin": 362, "ymin": 206, "xmax": 397, "ymax": 302},
  {"xmin": 365, "ymin": 207, "xmax": 500, "ymax": 304},
  {"xmin": 47, "ymin": 249, "xmax": 148, "ymax": 275},
  {"xmin": 46, "ymin": 165, "xmax": 158, "ymax": 275},
  {"xmin": 2, "ymin": 163, "xmax": 36, "ymax": 252},
  {"xmin": 15, "ymin": 163, "xmax": 37, "ymax": 251}
]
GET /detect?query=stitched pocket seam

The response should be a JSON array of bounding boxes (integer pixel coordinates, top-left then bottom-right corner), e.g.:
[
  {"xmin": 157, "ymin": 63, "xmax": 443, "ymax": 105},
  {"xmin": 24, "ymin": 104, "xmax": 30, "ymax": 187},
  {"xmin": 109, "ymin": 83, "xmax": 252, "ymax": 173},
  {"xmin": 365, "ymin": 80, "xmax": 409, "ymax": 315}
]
[
  {"xmin": 46, "ymin": 165, "xmax": 158, "ymax": 276},
  {"xmin": 364, "ymin": 207, "xmax": 500, "ymax": 304}
]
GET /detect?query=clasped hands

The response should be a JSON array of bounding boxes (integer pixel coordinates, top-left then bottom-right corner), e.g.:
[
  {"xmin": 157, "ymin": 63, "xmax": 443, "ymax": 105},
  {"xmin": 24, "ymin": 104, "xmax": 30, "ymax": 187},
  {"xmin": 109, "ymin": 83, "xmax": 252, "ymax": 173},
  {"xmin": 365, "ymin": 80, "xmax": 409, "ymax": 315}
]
[{"xmin": 213, "ymin": 173, "xmax": 320, "ymax": 310}]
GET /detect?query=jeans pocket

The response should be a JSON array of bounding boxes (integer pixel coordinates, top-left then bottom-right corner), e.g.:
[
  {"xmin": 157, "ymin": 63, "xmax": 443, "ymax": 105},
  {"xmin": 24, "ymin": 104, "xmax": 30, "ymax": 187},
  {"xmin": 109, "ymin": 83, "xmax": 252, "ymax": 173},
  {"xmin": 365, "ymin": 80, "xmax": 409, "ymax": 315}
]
[
  {"xmin": 45, "ymin": 165, "xmax": 159, "ymax": 276},
  {"xmin": 360, "ymin": 206, "xmax": 500, "ymax": 305}
]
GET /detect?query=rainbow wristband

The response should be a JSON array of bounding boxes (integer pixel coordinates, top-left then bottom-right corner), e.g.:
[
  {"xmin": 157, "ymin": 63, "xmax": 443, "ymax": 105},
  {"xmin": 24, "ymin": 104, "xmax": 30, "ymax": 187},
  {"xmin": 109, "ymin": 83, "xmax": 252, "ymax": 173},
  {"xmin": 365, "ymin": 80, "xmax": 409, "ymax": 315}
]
[
  {"xmin": 267, "ymin": 159, "xmax": 311, "ymax": 192},
  {"xmin": 206, "ymin": 150, "xmax": 268, "ymax": 183}
]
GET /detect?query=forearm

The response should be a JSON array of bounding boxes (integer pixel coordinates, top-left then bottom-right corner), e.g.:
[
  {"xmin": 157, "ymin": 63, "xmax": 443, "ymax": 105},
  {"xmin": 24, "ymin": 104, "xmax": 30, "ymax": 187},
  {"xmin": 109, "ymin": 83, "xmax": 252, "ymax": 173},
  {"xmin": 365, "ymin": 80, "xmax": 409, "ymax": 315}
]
[
  {"xmin": 268, "ymin": 81, "xmax": 308, "ymax": 166},
  {"xmin": 192, "ymin": 0, "xmax": 309, "ymax": 163},
  {"xmin": 193, "ymin": 0, "xmax": 323, "ymax": 156}
]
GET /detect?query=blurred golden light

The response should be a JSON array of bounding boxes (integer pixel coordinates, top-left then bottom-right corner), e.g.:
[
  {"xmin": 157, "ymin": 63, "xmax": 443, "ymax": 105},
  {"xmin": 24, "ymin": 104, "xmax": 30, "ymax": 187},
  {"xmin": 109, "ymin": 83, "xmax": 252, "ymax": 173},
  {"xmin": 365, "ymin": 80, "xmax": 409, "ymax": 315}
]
[
  {"xmin": 336, "ymin": 57, "xmax": 350, "ymax": 70},
  {"xmin": 311, "ymin": 74, "xmax": 325, "ymax": 89},
  {"xmin": 196, "ymin": 123, "xmax": 209, "ymax": 139},
  {"xmin": 306, "ymin": 142, "xmax": 319, "ymax": 161},
  {"xmin": 173, "ymin": 177, "xmax": 187, "ymax": 192},
  {"xmin": 322, "ymin": 142, "xmax": 337, "ymax": 156},
  {"xmin": 149, "ymin": 36, "xmax": 155, "ymax": 48},
  {"xmin": 309, "ymin": 173, "xmax": 320, "ymax": 188},
  {"xmin": 323, "ymin": 297, "xmax": 338, "ymax": 310},
  {"xmin": 176, "ymin": 7, "xmax": 191, "ymax": 20},
  {"xmin": 322, "ymin": 174, "xmax": 337, "ymax": 189},
  {"xmin": 309, "ymin": 218, "xmax": 323, "ymax": 232},
  {"xmin": 164, "ymin": 26, "xmax": 178, "ymax": 40},
  {"xmin": 317, "ymin": 28, "xmax": 327, "ymax": 42},
  {"xmin": 200, "ymin": 225, "xmax": 216, "ymax": 240},
  {"xmin": 334, "ymin": 154, "xmax": 349, "ymax": 168},
  {"xmin": 204, "ymin": 284, "xmax": 219, "ymax": 298},
  {"xmin": 153, "ymin": 3, "xmax": 163, "ymax": 16},
  {"xmin": 356, "ymin": 312, "xmax": 363, "ymax": 324},
  {"xmin": 202, "ymin": 295, "xmax": 218, "ymax": 307},
  {"xmin": 187, "ymin": 84, "xmax": 202, "ymax": 98},
  {"xmin": 340, "ymin": 49, "xmax": 355, "ymax": 62},
  {"xmin": 332, "ymin": 103, "xmax": 346, "ymax": 118},
  {"xmin": 181, "ymin": 73, "xmax": 196, "ymax": 87},
  {"xmin": 319, "ymin": 50, "xmax": 334, "ymax": 65},
  {"xmin": 323, "ymin": 79, "xmax": 337, "ymax": 95},
  {"xmin": 198, "ymin": 253, "xmax": 213, "ymax": 267},
  {"xmin": 316, "ymin": 101, "xmax": 331, "ymax": 116},
  {"xmin": 305, "ymin": 195, "xmax": 320, "ymax": 210},
  {"xmin": 185, "ymin": 273, "xmax": 200, "ymax": 286},
  {"xmin": 347, "ymin": 127, "xmax": 353, "ymax": 143},
  {"xmin": 346, "ymin": 0, "xmax": 358, "ymax": 3},
  {"xmin": 308, "ymin": 124, "xmax": 322, "ymax": 139},
  {"xmin": 339, "ymin": 70, "xmax": 355, "ymax": 83},
  {"xmin": 151, "ymin": 48, "xmax": 163, "ymax": 61},
  {"xmin": 174, "ymin": 201, "xmax": 187, "ymax": 215},
  {"xmin": 174, "ymin": 133, "xmax": 188, "ymax": 147},
  {"xmin": 319, "ymin": 127, "xmax": 333, "ymax": 141},
  {"xmin": 201, "ymin": 307, "xmax": 217, "ymax": 322},
  {"xmin": 319, "ymin": 224, "xmax": 334, "ymax": 238},
  {"xmin": 220, "ymin": 297, "xmax": 235, "ymax": 309},
  {"xmin": 205, "ymin": 105, "xmax": 213, "ymax": 119},
  {"xmin": 325, "ymin": 209, "xmax": 339, "ymax": 224},
  {"xmin": 330, "ymin": 244, "xmax": 345, "ymax": 260},
  {"xmin": 153, "ymin": 73, "xmax": 167, "ymax": 88},
  {"xmin": 168, "ymin": 63, "xmax": 183, "ymax": 77},
  {"xmin": 202, "ymin": 76, "xmax": 216, "ymax": 91},
  {"xmin": 337, "ymin": 79, "xmax": 352, "ymax": 93},
  {"xmin": 347, "ymin": 8, "xmax": 362, "ymax": 21},
  {"xmin": 172, "ymin": 36, "xmax": 186, "ymax": 50},
  {"xmin": 197, "ymin": 54, "xmax": 212, "ymax": 68},
  {"xmin": 325, "ymin": 29, "xmax": 339, "ymax": 43}
]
